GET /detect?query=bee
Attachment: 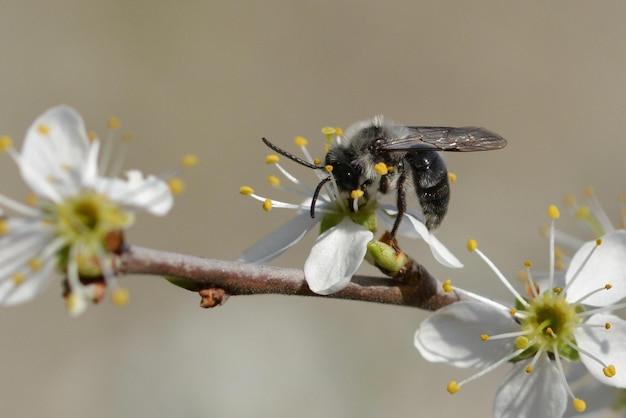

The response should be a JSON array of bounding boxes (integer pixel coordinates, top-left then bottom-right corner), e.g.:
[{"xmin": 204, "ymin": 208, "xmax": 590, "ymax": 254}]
[{"xmin": 262, "ymin": 115, "xmax": 507, "ymax": 239}]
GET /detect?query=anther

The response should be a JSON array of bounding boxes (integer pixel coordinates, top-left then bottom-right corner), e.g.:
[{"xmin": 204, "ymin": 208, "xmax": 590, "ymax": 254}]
[
  {"xmin": 374, "ymin": 162, "xmax": 388, "ymax": 175},
  {"xmin": 442, "ymin": 279, "xmax": 453, "ymax": 293},
  {"xmin": 108, "ymin": 117, "xmax": 120, "ymax": 129},
  {"xmin": 266, "ymin": 155, "xmax": 279, "ymax": 164},
  {"xmin": 239, "ymin": 186, "xmax": 254, "ymax": 195},
  {"xmin": 448, "ymin": 172, "xmax": 457, "ymax": 183},
  {"xmin": 548, "ymin": 205, "xmax": 560, "ymax": 219},
  {"xmin": 573, "ymin": 398, "xmax": 586, "ymax": 412},
  {"xmin": 467, "ymin": 239, "xmax": 478, "ymax": 252},
  {"xmin": 111, "ymin": 288, "xmax": 130, "ymax": 306},
  {"xmin": 294, "ymin": 136, "xmax": 308, "ymax": 147},
  {"xmin": 37, "ymin": 124, "xmax": 50, "ymax": 136},
  {"xmin": 263, "ymin": 199, "xmax": 272, "ymax": 212},
  {"xmin": 480, "ymin": 334, "xmax": 489, "ymax": 341},
  {"xmin": 167, "ymin": 178, "xmax": 185, "ymax": 195},
  {"xmin": 447, "ymin": 381, "xmax": 461, "ymax": 394},
  {"xmin": 182, "ymin": 154, "xmax": 198, "ymax": 168},
  {"xmin": 0, "ymin": 135, "xmax": 12, "ymax": 152},
  {"xmin": 267, "ymin": 176, "xmax": 280, "ymax": 187}
]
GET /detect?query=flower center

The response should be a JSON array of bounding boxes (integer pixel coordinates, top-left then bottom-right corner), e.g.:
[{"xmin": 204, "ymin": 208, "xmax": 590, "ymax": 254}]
[
  {"xmin": 520, "ymin": 290, "xmax": 581, "ymax": 359},
  {"xmin": 53, "ymin": 192, "xmax": 132, "ymax": 244}
]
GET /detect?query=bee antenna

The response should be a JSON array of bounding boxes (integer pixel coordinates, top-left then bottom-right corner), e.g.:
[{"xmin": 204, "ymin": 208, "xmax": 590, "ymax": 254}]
[
  {"xmin": 261, "ymin": 137, "xmax": 324, "ymax": 170},
  {"xmin": 310, "ymin": 176, "xmax": 331, "ymax": 218}
]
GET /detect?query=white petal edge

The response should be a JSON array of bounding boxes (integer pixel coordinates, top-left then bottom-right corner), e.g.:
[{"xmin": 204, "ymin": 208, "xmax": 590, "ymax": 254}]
[
  {"xmin": 97, "ymin": 170, "xmax": 173, "ymax": 216},
  {"xmin": 20, "ymin": 105, "xmax": 91, "ymax": 200},
  {"xmin": 493, "ymin": 357, "xmax": 567, "ymax": 418},
  {"xmin": 565, "ymin": 230, "xmax": 626, "ymax": 306},
  {"xmin": 304, "ymin": 218, "xmax": 373, "ymax": 295},
  {"xmin": 0, "ymin": 258, "xmax": 57, "ymax": 306},
  {"xmin": 575, "ymin": 313, "xmax": 626, "ymax": 388},
  {"xmin": 238, "ymin": 213, "xmax": 318, "ymax": 264},
  {"xmin": 415, "ymin": 301, "xmax": 516, "ymax": 368}
]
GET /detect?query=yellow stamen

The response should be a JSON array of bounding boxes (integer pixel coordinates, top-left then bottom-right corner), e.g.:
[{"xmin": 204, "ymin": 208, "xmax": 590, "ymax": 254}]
[
  {"xmin": 313, "ymin": 158, "xmax": 321, "ymax": 165},
  {"xmin": 28, "ymin": 258, "xmax": 42, "ymax": 272},
  {"xmin": 294, "ymin": 136, "xmax": 308, "ymax": 147},
  {"xmin": 321, "ymin": 127, "xmax": 336, "ymax": 135},
  {"xmin": 374, "ymin": 162, "xmax": 388, "ymax": 175},
  {"xmin": 605, "ymin": 322, "xmax": 611, "ymax": 330},
  {"xmin": 596, "ymin": 238, "xmax": 602, "ymax": 246},
  {"xmin": 167, "ymin": 178, "xmax": 185, "ymax": 195},
  {"xmin": 480, "ymin": 334, "xmax": 489, "ymax": 341},
  {"xmin": 466, "ymin": 239, "xmax": 478, "ymax": 252},
  {"xmin": 239, "ymin": 186, "xmax": 254, "ymax": 195},
  {"xmin": 111, "ymin": 288, "xmax": 130, "ymax": 306},
  {"xmin": 108, "ymin": 117, "xmax": 120, "ymax": 129},
  {"xmin": 563, "ymin": 194, "xmax": 577, "ymax": 207},
  {"xmin": 603, "ymin": 365, "xmax": 616, "ymax": 377},
  {"xmin": 37, "ymin": 124, "xmax": 50, "ymax": 136},
  {"xmin": 583, "ymin": 186, "xmax": 594, "ymax": 198},
  {"xmin": 325, "ymin": 165, "xmax": 333, "ymax": 173},
  {"xmin": 26, "ymin": 193, "xmax": 39, "ymax": 206},
  {"xmin": 263, "ymin": 199, "xmax": 272, "ymax": 211},
  {"xmin": 0, "ymin": 219, "xmax": 8, "ymax": 235},
  {"xmin": 573, "ymin": 398, "xmax": 586, "ymax": 412},
  {"xmin": 605, "ymin": 284, "xmax": 612, "ymax": 290},
  {"xmin": 448, "ymin": 172, "xmax": 457, "ymax": 183},
  {"xmin": 182, "ymin": 154, "xmax": 198, "ymax": 168},
  {"xmin": 447, "ymin": 381, "xmax": 461, "ymax": 394},
  {"xmin": 547, "ymin": 205, "xmax": 560, "ymax": 219},
  {"xmin": 524, "ymin": 260, "xmax": 532, "ymax": 267},
  {"xmin": 350, "ymin": 189, "xmax": 364, "ymax": 199},
  {"xmin": 12, "ymin": 273, "xmax": 25, "ymax": 286},
  {"xmin": 266, "ymin": 155, "xmax": 279, "ymax": 164},
  {"xmin": 442, "ymin": 279, "xmax": 453, "ymax": 293},
  {"xmin": 0, "ymin": 135, "xmax": 12, "ymax": 152},
  {"xmin": 267, "ymin": 176, "xmax": 280, "ymax": 187},
  {"xmin": 525, "ymin": 365, "xmax": 533, "ymax": 373}
]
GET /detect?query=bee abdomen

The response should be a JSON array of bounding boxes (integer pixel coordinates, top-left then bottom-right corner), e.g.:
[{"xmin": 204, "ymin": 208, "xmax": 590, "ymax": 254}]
[{"xmin": 406, "ymin": 152, "xmax": 450, "ymax": 230}]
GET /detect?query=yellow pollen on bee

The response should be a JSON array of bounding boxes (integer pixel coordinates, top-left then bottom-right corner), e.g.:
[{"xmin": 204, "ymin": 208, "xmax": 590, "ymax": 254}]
[
  {"xmin": 108, "ymin": 117, "xmax": 120, "ymax": 129},
  {"xmin": 182, "ymin": 154, "xmax": 198, "ymax": 167},
  {"xmin": 374, "ymin": 162, "xmax": 388, "ymax": 175},
  {"xmin": 0, "ymin": 135, "xmax": 12, "ymax": 152},
  {"xmin": 266, "ymin": 154, "xmax": 279, "ymax": 164},
  {"xmin": 573, "ymin": 398, "xmax": 586, "ymax": 412},
  {"xmin": 466, "ymin": 239, "xmax": 478, "ymax": 252},
  {"xmin": 28, "ymin": 257, "xmax": 42, "ymax": 272},
  {"xmin": 563, "ymin": 194, "xmax": 577, "ymax": 207},
  {"xmin": 480, "ymin": 334, "xmax": 489, "ymax": 341},
  {"xmin": 239, "ymin": 186, "xmax": 254, "ymax": 195},
  {"xmin": 325, "ymin": 165, "xmax": 333, "ymax": 173},
  {"xmin": 547, "ymin": 205, "xmax": 560, "ymax": 219},
  {"xmin": 167, "ymin": 178, "xmax": 185, "ymax": 195},
  {"xmin": 12, "ymin": 273, "xmax": 25, "ymax": 286},
  {"xmin": 37, "ymin": 124, "xmax": 50, "ymax": 136},
  {"xmin": 525, "ymin": 365, "xmax": 533, "ymax": 373},
  {"xmin": 448, "ymin": 172, "xmax": 457, "ymax": 183},
  {"xmin": 263, "ymin": 199, "xmax": 272, "ymax": 211},
  {"xmin": 442, "ymin": 279, "xmax": 453, "ymax": 293},
  {"xmin": 447, "ymin": 381, "xmax": 461, "ymax": 394},
  {"xmin": 267, "ymin": 176, "xmax": 280, "ymax": 187},
  {"xmin": 583, "ymin": 186, "xmax": 595, "ymax": 198},
  {"xmin": 350, "ymin": 189, "xmax": 364, "ymax": 199},
  {"xmin": 0, "ymin": 219, "xmax": 9, "ymax": 235},
  {"xmin": 515, "ymin": 336, "xmax": 530, "ymax": 350},
  {"xmin": 313, "ymin": 158, "xmax": 321, "ymax": 165},
  {"xmin": 294, "ymin": 136, "xmax": 308, "ymax": 147}
]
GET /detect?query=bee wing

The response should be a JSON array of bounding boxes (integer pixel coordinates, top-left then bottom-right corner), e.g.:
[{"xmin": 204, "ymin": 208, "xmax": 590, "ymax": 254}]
[{"xmin": 381, "ymin": 126, "xmax": 507, "ymax": 152}]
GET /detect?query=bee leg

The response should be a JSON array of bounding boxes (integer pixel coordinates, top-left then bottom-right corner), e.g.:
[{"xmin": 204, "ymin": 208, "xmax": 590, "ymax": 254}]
[{"xmin": 389, "ymin": 170, "xmax": 408, "ymax": 241}]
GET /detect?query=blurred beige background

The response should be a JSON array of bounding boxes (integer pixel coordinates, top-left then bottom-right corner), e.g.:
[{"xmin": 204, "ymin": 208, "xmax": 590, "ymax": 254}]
[{"xmin": 0, "ymin": 1, "xmax": 624, "ymax": 417}]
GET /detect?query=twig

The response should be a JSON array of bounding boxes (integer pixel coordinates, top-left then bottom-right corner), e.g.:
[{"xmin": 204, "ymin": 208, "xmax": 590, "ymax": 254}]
[{"xmin": 117, "ymin": 246, "xmax": 494, "ymax": 311}]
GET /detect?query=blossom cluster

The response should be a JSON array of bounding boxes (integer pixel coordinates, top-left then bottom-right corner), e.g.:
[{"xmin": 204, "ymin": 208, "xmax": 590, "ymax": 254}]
[{"xmin": 0, "ymin": 106, "xmax": 194, "ymax": 315}]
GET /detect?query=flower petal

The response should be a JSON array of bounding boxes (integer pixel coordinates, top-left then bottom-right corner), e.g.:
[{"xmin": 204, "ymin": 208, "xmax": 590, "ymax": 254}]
[
  {"xmin": 415, "ymin": 301, "xmax": 515, "ymax": 368},
  {"xmin": 493, "ymin": 357, "xmax": 567, "ymax": 418},
  {"xmin": 20, "ymin": 105, "xmax": 92, "ymax": 200},
  {"xmin": 238, "ymin": 213, "xmax": 318, "ymax": 264},
  {"xmin": 575, "ymin": 313, "xmax": 626, "ymax": 388},
  {"xmin": 566, "ymin": 230, "xmax": 626, "ymax": 306},
  {"xmin": 304, "ymin": 218, "xmax": 373, "ymax": 295},
  {"xmin": 97, "ymin": 170, "xmax": 173, "ymax": 216},
  {"xmin": 377, "ymin": 205, "xmax": 462, "ymax": 268}
]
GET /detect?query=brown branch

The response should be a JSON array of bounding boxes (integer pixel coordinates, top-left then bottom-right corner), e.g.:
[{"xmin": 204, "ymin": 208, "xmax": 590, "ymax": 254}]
[{"xmin": 117, "ymin": 246, "xmax": 492, "ymax": 311}]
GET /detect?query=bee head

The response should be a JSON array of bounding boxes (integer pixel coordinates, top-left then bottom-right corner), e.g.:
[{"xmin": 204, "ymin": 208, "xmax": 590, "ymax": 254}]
[{"xmin": 325, "ymin": 147, "xmax": 362, "ymax": 193}]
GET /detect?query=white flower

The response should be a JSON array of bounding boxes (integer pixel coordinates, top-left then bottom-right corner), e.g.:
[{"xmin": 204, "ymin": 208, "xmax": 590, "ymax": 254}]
[
  {"xmin": 239, "ymin": 130, "xmax": 462, "ymax": 295},
  {"xmin": 414, "ymin": 205, "xmax": 626, "ymax": 418},
  {"xmin": 0, "ymin": 105, "xmax": 181, "ymax": 315}
]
